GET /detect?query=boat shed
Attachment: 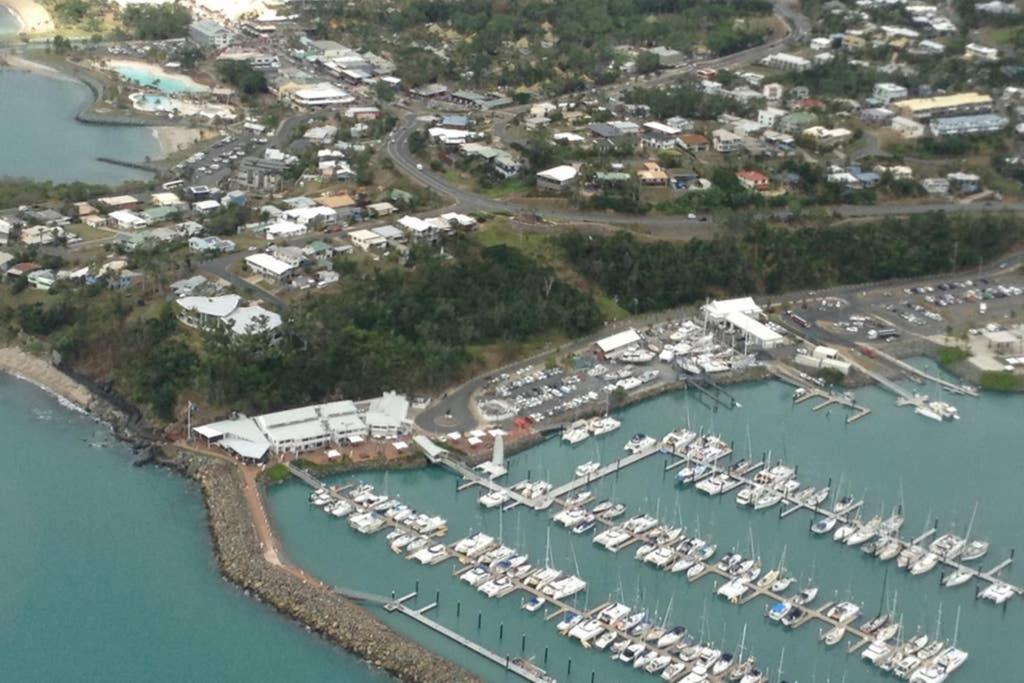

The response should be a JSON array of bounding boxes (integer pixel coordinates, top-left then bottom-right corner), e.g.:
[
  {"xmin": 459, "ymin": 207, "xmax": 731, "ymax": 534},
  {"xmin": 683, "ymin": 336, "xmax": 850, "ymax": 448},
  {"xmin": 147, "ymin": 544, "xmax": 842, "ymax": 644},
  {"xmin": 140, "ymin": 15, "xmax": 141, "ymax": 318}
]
[
  {"xmin": 703, "ymin": 297, "xmax": 783, "ymax": 350},
  {"xmin": 595, "ymin": 328, "xmax": 642, "ymax": 356}
]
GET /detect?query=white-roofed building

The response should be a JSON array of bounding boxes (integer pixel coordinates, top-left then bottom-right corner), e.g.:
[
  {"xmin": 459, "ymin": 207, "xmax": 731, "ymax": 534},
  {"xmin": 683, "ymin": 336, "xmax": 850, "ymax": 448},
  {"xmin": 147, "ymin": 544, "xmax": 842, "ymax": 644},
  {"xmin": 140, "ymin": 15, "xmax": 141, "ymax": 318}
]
[
  {"xmin": 264, "ymin": 220, "xmax": 308, "ymax": 240},
  {"xmin": 193, "ymin": 392, "xmax": 410, "ymax": 455},
  {"xmin": 702, "ymin": 297, "xmax": 782, "ymax": 349},
  {"xmin": 245, "ymin": 252, "xmax": 295, "ymax": 280},
  {"xmin": 108, "ymin": 210, "xmax": 150, "ymax": 230},
  {"xmin": 536, "ymin": 165, "xmax": 578, "ymax": 191},
  {"xmin": 291, "ymin": 83, "xmax": 353, "ymax": 107},
  {"xmin": 596, "ymin": 328, "xmax": 642, "ymax": 356},
  {"xmin": 225, "ymin": 305, "xmax": 282, "ymax": 336},
  {"xmin": 176, "ymin": 294, "xmax": 242, "ymax": 329}
]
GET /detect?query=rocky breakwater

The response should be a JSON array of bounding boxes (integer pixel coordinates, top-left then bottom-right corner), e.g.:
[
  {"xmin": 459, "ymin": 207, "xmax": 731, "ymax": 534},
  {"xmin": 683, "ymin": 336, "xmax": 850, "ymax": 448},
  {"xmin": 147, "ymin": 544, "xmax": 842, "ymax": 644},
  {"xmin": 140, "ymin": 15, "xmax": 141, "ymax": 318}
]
[{"xmin": 166, "ymin": 450, "xmax": 481, "ymax": 683}]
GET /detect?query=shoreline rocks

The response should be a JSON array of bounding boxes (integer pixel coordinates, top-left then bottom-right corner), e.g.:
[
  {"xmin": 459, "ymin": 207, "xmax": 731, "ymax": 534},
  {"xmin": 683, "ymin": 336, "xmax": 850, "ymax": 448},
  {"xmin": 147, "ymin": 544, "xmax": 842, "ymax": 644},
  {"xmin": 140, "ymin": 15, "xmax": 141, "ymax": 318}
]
[{"xmin": 162, "ymin": 450, "xmax": 481, "ymax": 683}]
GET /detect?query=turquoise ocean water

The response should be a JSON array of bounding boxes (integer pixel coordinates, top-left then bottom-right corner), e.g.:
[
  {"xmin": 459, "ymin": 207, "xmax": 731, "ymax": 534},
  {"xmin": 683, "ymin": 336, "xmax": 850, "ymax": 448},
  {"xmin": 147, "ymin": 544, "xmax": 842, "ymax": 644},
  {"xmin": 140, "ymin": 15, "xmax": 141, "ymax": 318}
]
[
  {"xmin": 0, "ymin": 68, "xmax": 158, "ymax": 184},
  {"xmin": 0, "ymin": 375, "xmax": 387, "ymax": 682}
]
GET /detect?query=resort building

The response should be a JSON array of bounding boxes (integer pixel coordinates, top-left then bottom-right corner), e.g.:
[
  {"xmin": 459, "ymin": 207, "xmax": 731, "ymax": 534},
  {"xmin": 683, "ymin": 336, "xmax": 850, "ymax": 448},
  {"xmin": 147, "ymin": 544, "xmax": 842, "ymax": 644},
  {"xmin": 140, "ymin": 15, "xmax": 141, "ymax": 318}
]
[
  {"xmin": 929, "ymin": 114, "xmax": 1008, "ymax": 136},
  {"xmin": 189, "ymin": 19, "xmax": 236, "ymax": 49},
  {"xmin": 193, "ymin": 392, "xmax": 412, "ymax": 459},
  {"xmin": 290, "ymin": 83, "xmax": 354, "ymax": 107},
  {"xmin": 350, "ymin": 229, "xmax": 387, "ymax": 251}
]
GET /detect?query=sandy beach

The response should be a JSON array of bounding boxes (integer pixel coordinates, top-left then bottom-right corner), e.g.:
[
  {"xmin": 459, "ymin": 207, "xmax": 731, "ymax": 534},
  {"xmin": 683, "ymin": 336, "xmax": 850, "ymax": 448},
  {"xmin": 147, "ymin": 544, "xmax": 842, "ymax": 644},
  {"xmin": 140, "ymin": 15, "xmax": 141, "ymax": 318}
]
[
  {"xmin": 103, "ymin": 58, "xmax": 210, "ymax": 91},
  {"xmin": 153, "ymin": 126, "xmax": 202, "ymax": 157},
  {"xmin": 0, "ymin": 0, "xmax": 54, "ymax": 34}
]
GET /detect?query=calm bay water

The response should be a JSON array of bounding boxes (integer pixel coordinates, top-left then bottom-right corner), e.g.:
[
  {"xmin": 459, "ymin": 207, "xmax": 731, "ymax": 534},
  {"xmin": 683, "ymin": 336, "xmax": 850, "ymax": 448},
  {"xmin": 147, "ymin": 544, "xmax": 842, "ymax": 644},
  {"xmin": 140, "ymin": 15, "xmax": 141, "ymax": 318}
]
[
  {"xmin": 0, "ymin": 68, "xmax": 158, "ymax": 184},
  {"xmin": 268, "ymin": 362, "xmax": 1022, "ymax": 682},
  {"xmin": 0, "ymin": 376, "xmax": 387, "ymax": 682}
]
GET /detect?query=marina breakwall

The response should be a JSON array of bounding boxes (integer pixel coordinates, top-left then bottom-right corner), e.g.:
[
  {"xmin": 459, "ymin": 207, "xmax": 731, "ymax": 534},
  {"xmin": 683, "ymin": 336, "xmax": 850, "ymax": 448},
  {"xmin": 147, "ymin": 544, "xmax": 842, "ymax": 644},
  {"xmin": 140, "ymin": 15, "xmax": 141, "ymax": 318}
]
[
  {"xmin": 165, "ymin": 449, "xmax": 482, "ymax": 683},
  {"xmin": 0, "ymin": 346, "xmax": 478, "ymax": 682}
]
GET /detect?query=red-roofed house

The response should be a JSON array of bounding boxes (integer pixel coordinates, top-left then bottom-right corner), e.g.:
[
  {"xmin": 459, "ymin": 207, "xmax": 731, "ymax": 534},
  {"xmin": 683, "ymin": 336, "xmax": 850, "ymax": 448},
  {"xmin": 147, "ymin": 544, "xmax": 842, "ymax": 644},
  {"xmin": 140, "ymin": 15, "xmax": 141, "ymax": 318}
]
[
  {"xmin": 6, "ymin": 262, "xmax": 41, "ymax": 278},
  {"xmin": 737, "ymin": 170, "xmax": 771, "ymax": 192}
]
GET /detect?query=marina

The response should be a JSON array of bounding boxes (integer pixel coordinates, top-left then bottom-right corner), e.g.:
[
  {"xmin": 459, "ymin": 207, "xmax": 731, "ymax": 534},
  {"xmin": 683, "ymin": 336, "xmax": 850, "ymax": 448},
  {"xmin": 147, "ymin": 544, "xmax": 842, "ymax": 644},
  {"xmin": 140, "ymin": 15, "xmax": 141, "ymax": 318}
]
[{"xmin": 267, "ymin": 373, "xmax": 1021, "ymax": 683}]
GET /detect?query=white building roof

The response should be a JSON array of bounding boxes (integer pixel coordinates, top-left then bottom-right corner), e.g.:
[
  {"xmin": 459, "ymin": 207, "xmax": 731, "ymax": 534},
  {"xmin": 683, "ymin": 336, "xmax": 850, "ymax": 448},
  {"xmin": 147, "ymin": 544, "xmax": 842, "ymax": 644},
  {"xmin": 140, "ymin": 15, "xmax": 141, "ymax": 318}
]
[
  {"xmin": 245, "ymin": 252, "xmax": 294, "ymax": 276},
  {"xmin": 224, "ymin": 305, "xmax": 282, "ymax": 335},
  {"xmin": 596, "ymin": 328, "xmax": 642, "ymax": 354},
  {"xmin": 725, "ymin": 311, "xmax": 783, "ymax": 345},
  {"xmin": 537, "ymin": 165, "xmax": 578, "ymax": 183},
  {"xmin": 704, "ymin": 297, "xmax": 762, "ymax": 319},
  {"xmin": 176, "ymin": 294, "xmax": 242, "ymax": 318}
]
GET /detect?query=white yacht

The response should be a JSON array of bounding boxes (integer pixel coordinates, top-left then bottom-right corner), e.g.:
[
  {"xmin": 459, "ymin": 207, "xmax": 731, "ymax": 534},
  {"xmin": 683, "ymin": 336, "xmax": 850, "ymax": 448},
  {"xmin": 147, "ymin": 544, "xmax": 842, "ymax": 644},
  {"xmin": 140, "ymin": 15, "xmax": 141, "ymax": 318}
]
[
  {"xmin": 910, "ymin": 551, "xmax": 941, "ymax": 576},
  {"xmin": 960, "ymin": 539, "xmax": 990, "ymax": 561},
  {"xmin": 521, "ymin": 595, "xmax": 546, "ymax": 612},
  {"xmin": 410, "ymin": 543, "xmax": 447, "ymax": 564},
  {"xmin": 979, "ymin": 581, "xmax": 1015, "ymax": 604},
  {"xmin": 929, "ymin": 533, "xmax": 967, "ymax": 560},
  {"xmin": 328, "ymin": 499, "xmax": 353, "ymax": 517},
  {"xmin": 589, "ymin": 415, "xmax": 621, "ymax": 436},
  {"xmin": 575, "ymin": 460, "xmax": 601, "ymax": 478},
  {"xmin": 478, "ymin": 490, "xmax": 509, "ymax": 508},
  {"xmin": 942, "ymin": 567, "xmax": 974, "ymax": 588},
  {"xmin": 811, "ymin": 517, "xmax": 838, "ymax": 535},
  {"xmin": 624, "ymin": 433, "xmax": 657, "ymax": 454},
  {"xmin": 825, "ymin": 601, "xmax": 861, "ymax": 624}
]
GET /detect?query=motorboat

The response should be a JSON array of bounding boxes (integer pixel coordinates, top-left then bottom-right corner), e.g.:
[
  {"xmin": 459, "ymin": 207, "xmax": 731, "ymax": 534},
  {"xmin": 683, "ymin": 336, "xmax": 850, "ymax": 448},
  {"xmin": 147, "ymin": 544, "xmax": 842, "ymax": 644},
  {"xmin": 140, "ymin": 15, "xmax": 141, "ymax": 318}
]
[
  {"xmin": 767, "ymin": 601, "xmax": 792, "ymax": 621},
  {"xmin": 645, "ymin": 655, "xmax": 673, "ymax": 674},
  {"xmin": 619, "ymin": 642, "xmax": 646, "ymax": 664},
  {"xmin": 478, "ymin": 490, "xmax": 509, "ymax": 508},
  {"xmin": 564, "ymin": 490, "xmax": 594, "ymax": 507},
  {"xmin": 589, "ymin": 415, "xmax": 621, "ymax": 436},
  {"xmin": 825, "ymin": 602, "xmax": 861, "ymax": 624},
  {"xmin": 735, "ymin": 486, "xmax": 756, "ymax": 506},
  {"xmin": 645, "ymin": 546, "xmax": 676, "ymax": 568},
  {"xmin": 661, "ymin": 660, "xmax": 688, "ymax": 681},
  {"xmin": 811, "ymin": 517, "xmax": 837, "ymax": 535},
  {"xmin": 562, "ymin": 421, "xmax": 590, "ymax": 445},
  {"xmin": 677, "ymin": 463, "xmax": 709, "ymax": 485},
  {"xmin": 521, "ymin": 595, "xmax": 546, "ymax": 612},
  {"xmin": 349, "ymin": 512, "xmax": 387, "ymax": 534},
  {"xmin": 556, "ymin": 612, "xmax": 582, "ymax": 634},
  {"xmin": 572, "ymin": 519, "xmax": 596, "ymax": 534},
  {"xmin": 781, "ymin": 607, "xmax": 804, "ymax": 627},
  {"xmin": 575, "ymin": 460, "xmax": 601, "ymax": 478},
  {"xmin": 686, "ymin": 562, "xmax": 706, "ymax": 580},
  {"xmin": 822, "ymin": 625, "xmax": 845, "ymax": 646},
  {"xmin": 929, "ymin": 533, "xmax": 967, "ymax": 560},
  {"xmin": 389, "ymin": 533, "xmax": 415, "ymax": 553},
  {"xmin": 478, "ymin": 576, "xmax": 514, "ymax": 598},
  {"xmin": 411, "ymin": 543, "xmax": 448, "ymax": 564},
  {"xmin": 861, "ymin": 640, "xmax": 893, "ymax": 664},
  {"xmin": 328, "ymin": 499, "xmax": 353, "ymax": 517},
  {"xmin": 624, "ymin": 433, "xmax": 657, "ymax": 454},
  {"xmin": 593, "ymin": 630, "xmax": 618, "ymax": 651}
]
